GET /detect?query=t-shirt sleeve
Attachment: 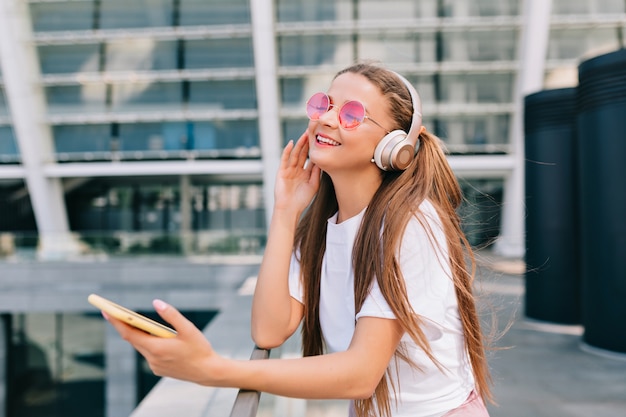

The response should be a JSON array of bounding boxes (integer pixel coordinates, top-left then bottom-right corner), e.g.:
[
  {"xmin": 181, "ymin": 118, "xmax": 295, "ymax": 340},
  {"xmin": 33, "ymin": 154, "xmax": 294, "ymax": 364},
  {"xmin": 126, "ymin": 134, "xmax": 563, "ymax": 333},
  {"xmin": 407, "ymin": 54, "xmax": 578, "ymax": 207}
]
[
  {"xmin": 288, "ymin": 251, "xmax": 304, "ymax": 303},
  {"xmin": 355, "ymin": 204, "xmax": 454, "ymax": 337}
]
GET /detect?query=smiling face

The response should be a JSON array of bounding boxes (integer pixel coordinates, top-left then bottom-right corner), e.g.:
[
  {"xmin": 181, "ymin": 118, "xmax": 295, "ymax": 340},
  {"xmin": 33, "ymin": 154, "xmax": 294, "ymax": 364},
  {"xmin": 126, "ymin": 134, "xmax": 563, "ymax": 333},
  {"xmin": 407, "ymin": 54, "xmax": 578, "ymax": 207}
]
[{"xmin": 306, "ymin": 72, "xmax": 394, "ymax": 178}]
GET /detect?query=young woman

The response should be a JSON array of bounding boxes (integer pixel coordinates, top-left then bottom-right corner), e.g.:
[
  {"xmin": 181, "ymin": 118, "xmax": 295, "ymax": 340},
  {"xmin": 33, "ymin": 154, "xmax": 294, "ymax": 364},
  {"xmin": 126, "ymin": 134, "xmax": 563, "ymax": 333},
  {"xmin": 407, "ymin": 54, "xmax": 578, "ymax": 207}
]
[{"xmin": 106, "ymin": 63, "xmax": 492, "ymax": 417}]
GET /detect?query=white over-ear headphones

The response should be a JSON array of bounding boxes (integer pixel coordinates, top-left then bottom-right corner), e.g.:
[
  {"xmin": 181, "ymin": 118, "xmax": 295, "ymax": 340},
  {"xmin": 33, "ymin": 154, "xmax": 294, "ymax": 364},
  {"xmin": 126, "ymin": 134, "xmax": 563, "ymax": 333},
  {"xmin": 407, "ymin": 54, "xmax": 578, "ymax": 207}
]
[{"xmin": 372, "ymin": 72, "xmax": 423, "ymax": 171}]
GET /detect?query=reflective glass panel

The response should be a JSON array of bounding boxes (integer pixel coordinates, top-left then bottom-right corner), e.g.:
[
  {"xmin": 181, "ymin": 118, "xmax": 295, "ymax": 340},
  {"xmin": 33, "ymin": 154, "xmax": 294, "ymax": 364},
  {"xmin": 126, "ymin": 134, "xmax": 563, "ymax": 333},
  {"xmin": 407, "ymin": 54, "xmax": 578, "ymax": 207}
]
[
  {"xmin": 99, "ymin": 0, "xmax": 173, "ymax": 29},
  {"xmin": 184, "ymin": 39, "xmax": 254, "ymax": 69},
  {"xmin": 105, "ymin": 40, "xmax": 178, "ymax": 71},
  {"xmin": 179, "ymin": 0, "xmax": 251, "ymax": 25},
  {"xmin": 188, "ymin": 80, "xmax": 257, "ymax": 110},
  {"xmin": 278, "ymin": 35, "xmax": 353, "ymax": 67},
  {"xmin": 45, "ymin": 85, "xmax": 107, "ymax": 114},
  {"xmin": 30, "ymin": 1, "xmax": 95, "ymax": 32},
  {"xmin": 193, "ymin": 120, "xmax": 258, "ymax": 150},
  {"xmin": 552, "ymin": 0, "xmax": 625, "ymax": 14},
  {"xmin": 357, "ymin": 33, "xmax": 437, "ymax": 64},
  {"xmin": 441, "ymin": 30, "xmax": 517, "ymax": 61},
  {"xmin": 53, "ymin": 124, "xmax": 111, "ymax": 153},
  {"xmin": 435, "ymin": 114, "xmax": 511, "ymax": 151},
  {"xmin": 0, "ymin": 86, "xmax": 8, "ymax": 116},
  {"xmin": 440, "ymin": 0, "xmax": 521, "ymax": 17},
  {"xmin": 359, "ymin": 0, "xmax": 435, "ymax": 19},
  {"xmin": 110, "ymin": 82, "xmax": 183, "ymax": 111},
  {"xmin": 439, "ymin": 74, "xmax": 513, "ymax": 103},
  {"xmin": 38, "ymin": 44, "xmax": 101, "ymax": 74},
  {"xmin": 547, "ymin": 28, "xmax": 623, "ymax": 60},
  {"xmin": 276, "ymin": 0, "xmax": 349, "ymax": 22},
  {"xmin": 7, "ymin": 313, "xmax": 105, "ymax": 417},
  {"xmin": 0, "ymin": 126, "xmax": 19, "ymax": 157},
  {"xmin": 459, "ymin": 179, "xmax": 505, "ymax": 246}
]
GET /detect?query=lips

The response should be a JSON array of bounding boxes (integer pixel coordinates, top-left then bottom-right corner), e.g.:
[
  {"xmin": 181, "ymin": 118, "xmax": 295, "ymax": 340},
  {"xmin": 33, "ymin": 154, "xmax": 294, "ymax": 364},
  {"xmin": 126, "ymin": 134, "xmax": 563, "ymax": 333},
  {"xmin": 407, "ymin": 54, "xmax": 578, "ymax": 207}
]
[{"xmin": 316, "ymin": 134, "xmax": 340, "ymax": 146}]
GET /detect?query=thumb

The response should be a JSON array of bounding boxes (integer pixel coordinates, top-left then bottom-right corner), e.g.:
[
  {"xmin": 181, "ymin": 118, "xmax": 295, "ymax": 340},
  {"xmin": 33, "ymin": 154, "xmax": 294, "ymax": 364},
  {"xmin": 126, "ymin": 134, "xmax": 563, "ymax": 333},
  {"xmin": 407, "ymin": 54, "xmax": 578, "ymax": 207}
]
[{"xmin": 153, "ymin": 299, "xmax": 195, "ymax": 334}]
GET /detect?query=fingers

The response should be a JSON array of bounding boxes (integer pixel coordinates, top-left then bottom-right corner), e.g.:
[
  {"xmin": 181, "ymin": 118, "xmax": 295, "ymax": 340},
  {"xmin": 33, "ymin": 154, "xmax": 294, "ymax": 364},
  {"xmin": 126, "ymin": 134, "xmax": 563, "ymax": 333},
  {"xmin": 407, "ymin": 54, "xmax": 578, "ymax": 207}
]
[
  {"xmin": 281, "ymin": 132, "xmax": 309, "ymax": 171},
  {"xmin": 152, "ymin": 299, "xmax": 197, "ymax": 336}
]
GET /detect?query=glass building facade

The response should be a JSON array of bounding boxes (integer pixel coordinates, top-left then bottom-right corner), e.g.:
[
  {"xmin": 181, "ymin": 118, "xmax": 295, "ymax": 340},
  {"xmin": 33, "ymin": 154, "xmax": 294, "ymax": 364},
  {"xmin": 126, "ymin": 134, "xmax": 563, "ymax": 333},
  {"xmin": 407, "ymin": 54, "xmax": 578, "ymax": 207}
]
[
  {"xmin": 0, "ymin": 0, "xmax": 624, "ymax": 257},
  {"xmin": 0, "ymin": 1, "xmax": 625, "ymax": 417}
]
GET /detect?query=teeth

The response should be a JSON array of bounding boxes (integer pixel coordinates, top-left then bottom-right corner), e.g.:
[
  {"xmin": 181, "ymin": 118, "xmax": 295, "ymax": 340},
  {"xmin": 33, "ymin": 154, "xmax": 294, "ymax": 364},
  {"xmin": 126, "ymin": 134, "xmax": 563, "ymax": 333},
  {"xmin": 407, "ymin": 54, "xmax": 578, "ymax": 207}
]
[{"xmin": 316, "ymin": 135, "xmax": 340, "ymax": 146}]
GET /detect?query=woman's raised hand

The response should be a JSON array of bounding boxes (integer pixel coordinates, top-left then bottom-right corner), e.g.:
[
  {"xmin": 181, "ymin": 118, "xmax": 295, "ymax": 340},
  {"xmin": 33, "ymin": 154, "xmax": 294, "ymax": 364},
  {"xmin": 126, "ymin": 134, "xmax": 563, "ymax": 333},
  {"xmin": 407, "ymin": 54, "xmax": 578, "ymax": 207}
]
[{"xmin": 274, "ymin": 132, "xmax": 321, "ymax": 215}]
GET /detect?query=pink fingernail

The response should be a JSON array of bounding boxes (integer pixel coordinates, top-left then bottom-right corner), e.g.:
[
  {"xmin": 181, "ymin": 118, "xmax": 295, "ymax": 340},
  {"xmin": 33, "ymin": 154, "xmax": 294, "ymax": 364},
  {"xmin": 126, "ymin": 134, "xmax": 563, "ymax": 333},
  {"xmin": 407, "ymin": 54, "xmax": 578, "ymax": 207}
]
[{"xmin": 153, "ymin": 299, "xmax": 168, "ymax": 311}]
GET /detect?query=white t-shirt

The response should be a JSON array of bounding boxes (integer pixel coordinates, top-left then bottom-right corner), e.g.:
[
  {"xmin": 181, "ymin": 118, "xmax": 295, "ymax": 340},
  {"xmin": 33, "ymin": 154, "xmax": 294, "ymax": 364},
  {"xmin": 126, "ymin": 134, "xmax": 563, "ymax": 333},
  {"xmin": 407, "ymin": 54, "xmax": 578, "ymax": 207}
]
[{"xmin": 288, "ymin": 201, "xmax": 475, "ymax": 417}]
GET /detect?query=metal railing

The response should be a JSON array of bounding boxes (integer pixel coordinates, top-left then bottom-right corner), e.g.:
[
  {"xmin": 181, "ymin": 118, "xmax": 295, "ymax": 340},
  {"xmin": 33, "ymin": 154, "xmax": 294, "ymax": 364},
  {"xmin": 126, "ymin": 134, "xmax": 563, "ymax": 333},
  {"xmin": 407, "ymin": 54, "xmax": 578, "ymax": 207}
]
[{"xmin": 229, "ymin": 346, "xmax": 270, "ymax": 417}]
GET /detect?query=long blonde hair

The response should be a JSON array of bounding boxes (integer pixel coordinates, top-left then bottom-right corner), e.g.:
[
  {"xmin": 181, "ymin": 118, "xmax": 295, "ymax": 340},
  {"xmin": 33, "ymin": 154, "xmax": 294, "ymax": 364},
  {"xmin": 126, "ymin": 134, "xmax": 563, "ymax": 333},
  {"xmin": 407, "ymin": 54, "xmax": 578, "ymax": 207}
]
[{"xmin": 294, "ymin": 63, "xmax": 492, "ymax": 417}]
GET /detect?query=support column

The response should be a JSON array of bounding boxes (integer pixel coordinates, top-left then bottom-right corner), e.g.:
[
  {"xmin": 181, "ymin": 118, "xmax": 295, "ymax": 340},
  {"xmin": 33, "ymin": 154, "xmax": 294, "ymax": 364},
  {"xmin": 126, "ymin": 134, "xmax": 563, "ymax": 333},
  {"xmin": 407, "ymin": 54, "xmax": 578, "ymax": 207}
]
[
  {"xmin": 105, "ymin": 324, "xmax": 137, "ymax": 417},
  {"xmin": 250, "ymin": 0, "xmax": 282, "ymax": 228},
  {"xmin": 179, "ymin": 174, "xmax": 193, "ymax": 254},
  {"xmin": 0, "ymin": 315, "xmax": 7, "ymax": 417},
  {"xmin": 494, "ymin": 0, "xmax": 552, "ymax": 257},
  {"xmin": 0, "ymin": 0, "xmax": 80, "ymax": 259}
]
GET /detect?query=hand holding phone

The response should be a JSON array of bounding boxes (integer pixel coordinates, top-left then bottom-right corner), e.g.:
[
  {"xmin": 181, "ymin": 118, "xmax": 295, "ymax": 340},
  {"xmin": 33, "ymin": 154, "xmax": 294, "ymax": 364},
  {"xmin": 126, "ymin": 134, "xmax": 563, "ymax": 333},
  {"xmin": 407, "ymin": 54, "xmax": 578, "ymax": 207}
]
[{"xmin": 88, "ymin": 293, "xmax": 177, "ymax": 338}]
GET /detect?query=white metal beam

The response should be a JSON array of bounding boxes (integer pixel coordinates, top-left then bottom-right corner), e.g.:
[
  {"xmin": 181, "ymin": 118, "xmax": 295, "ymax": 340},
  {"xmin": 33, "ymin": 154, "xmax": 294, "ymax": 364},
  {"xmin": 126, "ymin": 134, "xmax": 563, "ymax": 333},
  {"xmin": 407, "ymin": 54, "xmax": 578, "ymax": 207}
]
[
  {"xmin": 494, "ymin": 0, "xmax": 553, "ymax": 258},
  {"xmin": 250, "ymin": 0, "xmax": 282, "ymax": 228},
  {"xmin": 0, "ymin": 0, "xmax": 80, "ymax": 259},
  {"xmin": 43, "ymin": 160, "xmax": 264, "ymax": 177}
]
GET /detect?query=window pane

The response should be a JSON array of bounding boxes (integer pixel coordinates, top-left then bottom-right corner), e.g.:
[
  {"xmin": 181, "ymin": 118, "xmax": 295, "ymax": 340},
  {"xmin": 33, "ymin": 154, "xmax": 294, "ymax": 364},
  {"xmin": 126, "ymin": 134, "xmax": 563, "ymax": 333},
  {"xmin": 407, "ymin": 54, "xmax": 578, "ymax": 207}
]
[
  {"xmin": 439, "ymin": 74, "xmax": 513, "ymax": 103},
  {"xmin": 548, "ymin": 28, "xmax": 622, "ymax": 60},
  {"xmin": 357, "ymin": 33, "xmax": 437, "ymax": 64},
  {"xmin": 100, "ymin": 0, "xmax": 173, "ymax": 29},
  {"xmin": 552, "ymin": 0, "xmax": 625, "ymax": 14},
  {"xmin": 442, "ymin": 31, "xmax": 517, "ymax": 61},
  {"xmin": 184, "ymin": 39, "xmax": 254, "ymax": 69},
  {"xmin": 39, "ymin": 44, "xmax": 101, "ymax": 74},
  {"xmin": 188, "ymin": 80, "xmax": 256, "ymax": 110},
  {"xmin": 110, "ymin": 82, "xmax": 182, "ymax": 111},
  {"xmin": 441, "ymin": 0, "xmax": 521, "ymax": 17},
  {"xmin": 30, "ymin": 1, "xmax": 95, "ymax": 32},
  {"xmin": 46, "ymin": 85, "xmax": 107, "ymax": 114},
  {"xmin": 194, "ymin": 120, "xmax": 258, "ymax": 150},
  {"xmin": 7, "ymin": 313, "xmax": 105, "ymax": 417},
  {"xmin": 53, "ymin": 124, "xmax": 111, "ymax": 153},
  {"xmin": 179, "ymin": 0, "xmax": 250, "ymax": 25},
  {"xmin": 105, "ymin": 40, "xmax": 178, "ymax": 71},
  {"xmin": 435, "ymin": 115, "xmax": 510, "ymax": 151},
  {"xmin": 0, "ymin": 126, "xmax": 19, "ymax": 157},
  {"xmin": 0, "ymin": 86, "xmax": 8, "ymax": 116},
  {"xmin": 276, "ymin": 0, "xmax": 350, "ymax": 22},
  {"xmin": 281, "ymin": 119, "xmax": 308, "ymax": 147},
  {"xmin": 278, "ymin": 35, "xmax": 353, "ymax": 66},
  {"xmin": 359, "ymin": 0, "xmax": 429, "ymax": 20}
]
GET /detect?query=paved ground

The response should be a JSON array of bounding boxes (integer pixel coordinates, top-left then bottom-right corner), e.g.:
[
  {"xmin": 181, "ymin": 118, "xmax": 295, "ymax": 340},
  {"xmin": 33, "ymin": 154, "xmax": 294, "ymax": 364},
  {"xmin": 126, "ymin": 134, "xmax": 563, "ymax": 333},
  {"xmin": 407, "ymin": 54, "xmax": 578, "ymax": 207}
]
[{"xmin": 476, "ymin": 252, "xmax": 626, "ymax": 417}]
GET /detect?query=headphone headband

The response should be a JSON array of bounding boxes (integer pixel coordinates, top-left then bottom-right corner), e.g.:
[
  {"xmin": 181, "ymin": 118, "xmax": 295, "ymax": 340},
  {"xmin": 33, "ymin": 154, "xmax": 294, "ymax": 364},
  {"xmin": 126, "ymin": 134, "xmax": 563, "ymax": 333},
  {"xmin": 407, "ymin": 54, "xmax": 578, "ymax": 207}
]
[
  {"xmin": 372, "ymin": 72, "xmax": 423, "ymax": 171},
  {"xmin": 393, "ymin": 72, "xmax": 422, "ymax": 152}
]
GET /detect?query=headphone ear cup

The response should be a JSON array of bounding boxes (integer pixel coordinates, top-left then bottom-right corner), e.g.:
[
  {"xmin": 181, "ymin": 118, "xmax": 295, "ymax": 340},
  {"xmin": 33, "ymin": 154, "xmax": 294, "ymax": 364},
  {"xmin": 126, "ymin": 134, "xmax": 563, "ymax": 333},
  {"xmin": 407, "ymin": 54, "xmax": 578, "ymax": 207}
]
[{"xmin": 373, "ymin": 130, "xmax": 408, "ymax": 171}]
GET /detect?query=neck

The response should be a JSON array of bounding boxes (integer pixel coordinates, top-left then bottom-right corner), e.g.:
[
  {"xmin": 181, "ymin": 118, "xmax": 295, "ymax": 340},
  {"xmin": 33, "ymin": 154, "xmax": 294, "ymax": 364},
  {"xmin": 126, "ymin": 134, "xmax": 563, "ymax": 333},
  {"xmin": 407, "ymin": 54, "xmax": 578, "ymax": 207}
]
[{"xmin": 329, "ymin": 171, "xmax": 382, "ymax": 223}]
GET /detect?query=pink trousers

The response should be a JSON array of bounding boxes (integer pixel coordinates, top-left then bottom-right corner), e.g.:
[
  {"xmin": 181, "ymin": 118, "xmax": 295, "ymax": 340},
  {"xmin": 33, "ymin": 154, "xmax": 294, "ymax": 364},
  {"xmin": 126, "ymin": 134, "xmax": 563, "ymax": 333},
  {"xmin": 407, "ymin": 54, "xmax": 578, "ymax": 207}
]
[
  {"xmin": 441, "ymin": 390, "xmax": 489, "ymax": 416},
  {"xmin": 348, "ymin": 390, "xmax": 489, "ymax": 417}
]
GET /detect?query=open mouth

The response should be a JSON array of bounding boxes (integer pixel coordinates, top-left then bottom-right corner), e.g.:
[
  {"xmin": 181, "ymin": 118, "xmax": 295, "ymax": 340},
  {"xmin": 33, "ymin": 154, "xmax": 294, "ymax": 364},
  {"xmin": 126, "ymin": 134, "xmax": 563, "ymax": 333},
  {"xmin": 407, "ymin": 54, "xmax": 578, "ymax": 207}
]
[{"xmin": 316, "ymin": 135, "xmax": 340, "ymax": 146}]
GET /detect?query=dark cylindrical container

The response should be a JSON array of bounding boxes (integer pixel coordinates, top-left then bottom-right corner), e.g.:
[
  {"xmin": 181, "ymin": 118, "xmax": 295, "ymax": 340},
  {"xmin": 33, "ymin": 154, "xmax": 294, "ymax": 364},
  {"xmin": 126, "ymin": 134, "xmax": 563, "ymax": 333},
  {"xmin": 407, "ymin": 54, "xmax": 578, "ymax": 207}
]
[
  {"xmin": 524, "ymin": 87, "xmax": 580, "ymax": 324},
  {"xmin": 577, "ymin": 48, "xmax": 626, "ymax": 353}
]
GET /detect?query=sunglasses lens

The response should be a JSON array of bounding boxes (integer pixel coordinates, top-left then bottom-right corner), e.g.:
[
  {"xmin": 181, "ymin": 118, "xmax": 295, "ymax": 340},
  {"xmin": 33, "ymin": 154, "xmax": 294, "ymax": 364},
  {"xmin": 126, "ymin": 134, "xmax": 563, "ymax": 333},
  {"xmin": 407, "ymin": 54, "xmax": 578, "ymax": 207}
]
[
  {"xmin": 306, "ymin": 93, "xmax": 329, "ymax": 120},
  {"xmin": 339, "ymin": 100, "xmax": 366, "ymax": 130}
]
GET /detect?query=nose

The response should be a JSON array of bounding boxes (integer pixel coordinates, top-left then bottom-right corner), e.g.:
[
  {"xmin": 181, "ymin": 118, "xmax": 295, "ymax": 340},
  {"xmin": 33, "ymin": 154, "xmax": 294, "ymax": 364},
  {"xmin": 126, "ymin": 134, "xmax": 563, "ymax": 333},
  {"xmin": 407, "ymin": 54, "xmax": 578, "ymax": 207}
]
[{"xmin": 316, "ymin": 104, "xmax": 339, "ymax": 128}]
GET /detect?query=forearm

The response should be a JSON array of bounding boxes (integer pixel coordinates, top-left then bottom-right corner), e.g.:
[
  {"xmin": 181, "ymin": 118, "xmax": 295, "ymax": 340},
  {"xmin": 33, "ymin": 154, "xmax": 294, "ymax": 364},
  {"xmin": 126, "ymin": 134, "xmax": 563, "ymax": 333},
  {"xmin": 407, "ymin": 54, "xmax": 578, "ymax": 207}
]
[
  {"xmin": 209, "ymin": 350, "xmax": 379, "ymax": 400},
  {"xmin": 251, "ymin": 208, "xmax": 302, "ymax": 347}
]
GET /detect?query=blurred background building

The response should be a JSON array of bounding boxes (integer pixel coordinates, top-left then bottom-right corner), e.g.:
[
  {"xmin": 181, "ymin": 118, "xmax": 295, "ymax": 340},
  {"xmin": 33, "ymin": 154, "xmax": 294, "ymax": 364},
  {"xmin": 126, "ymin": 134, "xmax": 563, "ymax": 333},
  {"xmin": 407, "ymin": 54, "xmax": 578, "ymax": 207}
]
[{"xmin": 0, "ymin": 0, "xmax": 624, "ymax": 416}]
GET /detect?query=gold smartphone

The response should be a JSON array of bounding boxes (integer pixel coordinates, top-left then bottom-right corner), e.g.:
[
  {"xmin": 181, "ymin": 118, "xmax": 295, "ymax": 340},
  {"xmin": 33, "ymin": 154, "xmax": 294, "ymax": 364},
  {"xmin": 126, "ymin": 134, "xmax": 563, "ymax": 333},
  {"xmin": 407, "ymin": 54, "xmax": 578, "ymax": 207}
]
[{"xmin": 88, "ymin": 293, "xmax": 177, "ymax": 338}]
